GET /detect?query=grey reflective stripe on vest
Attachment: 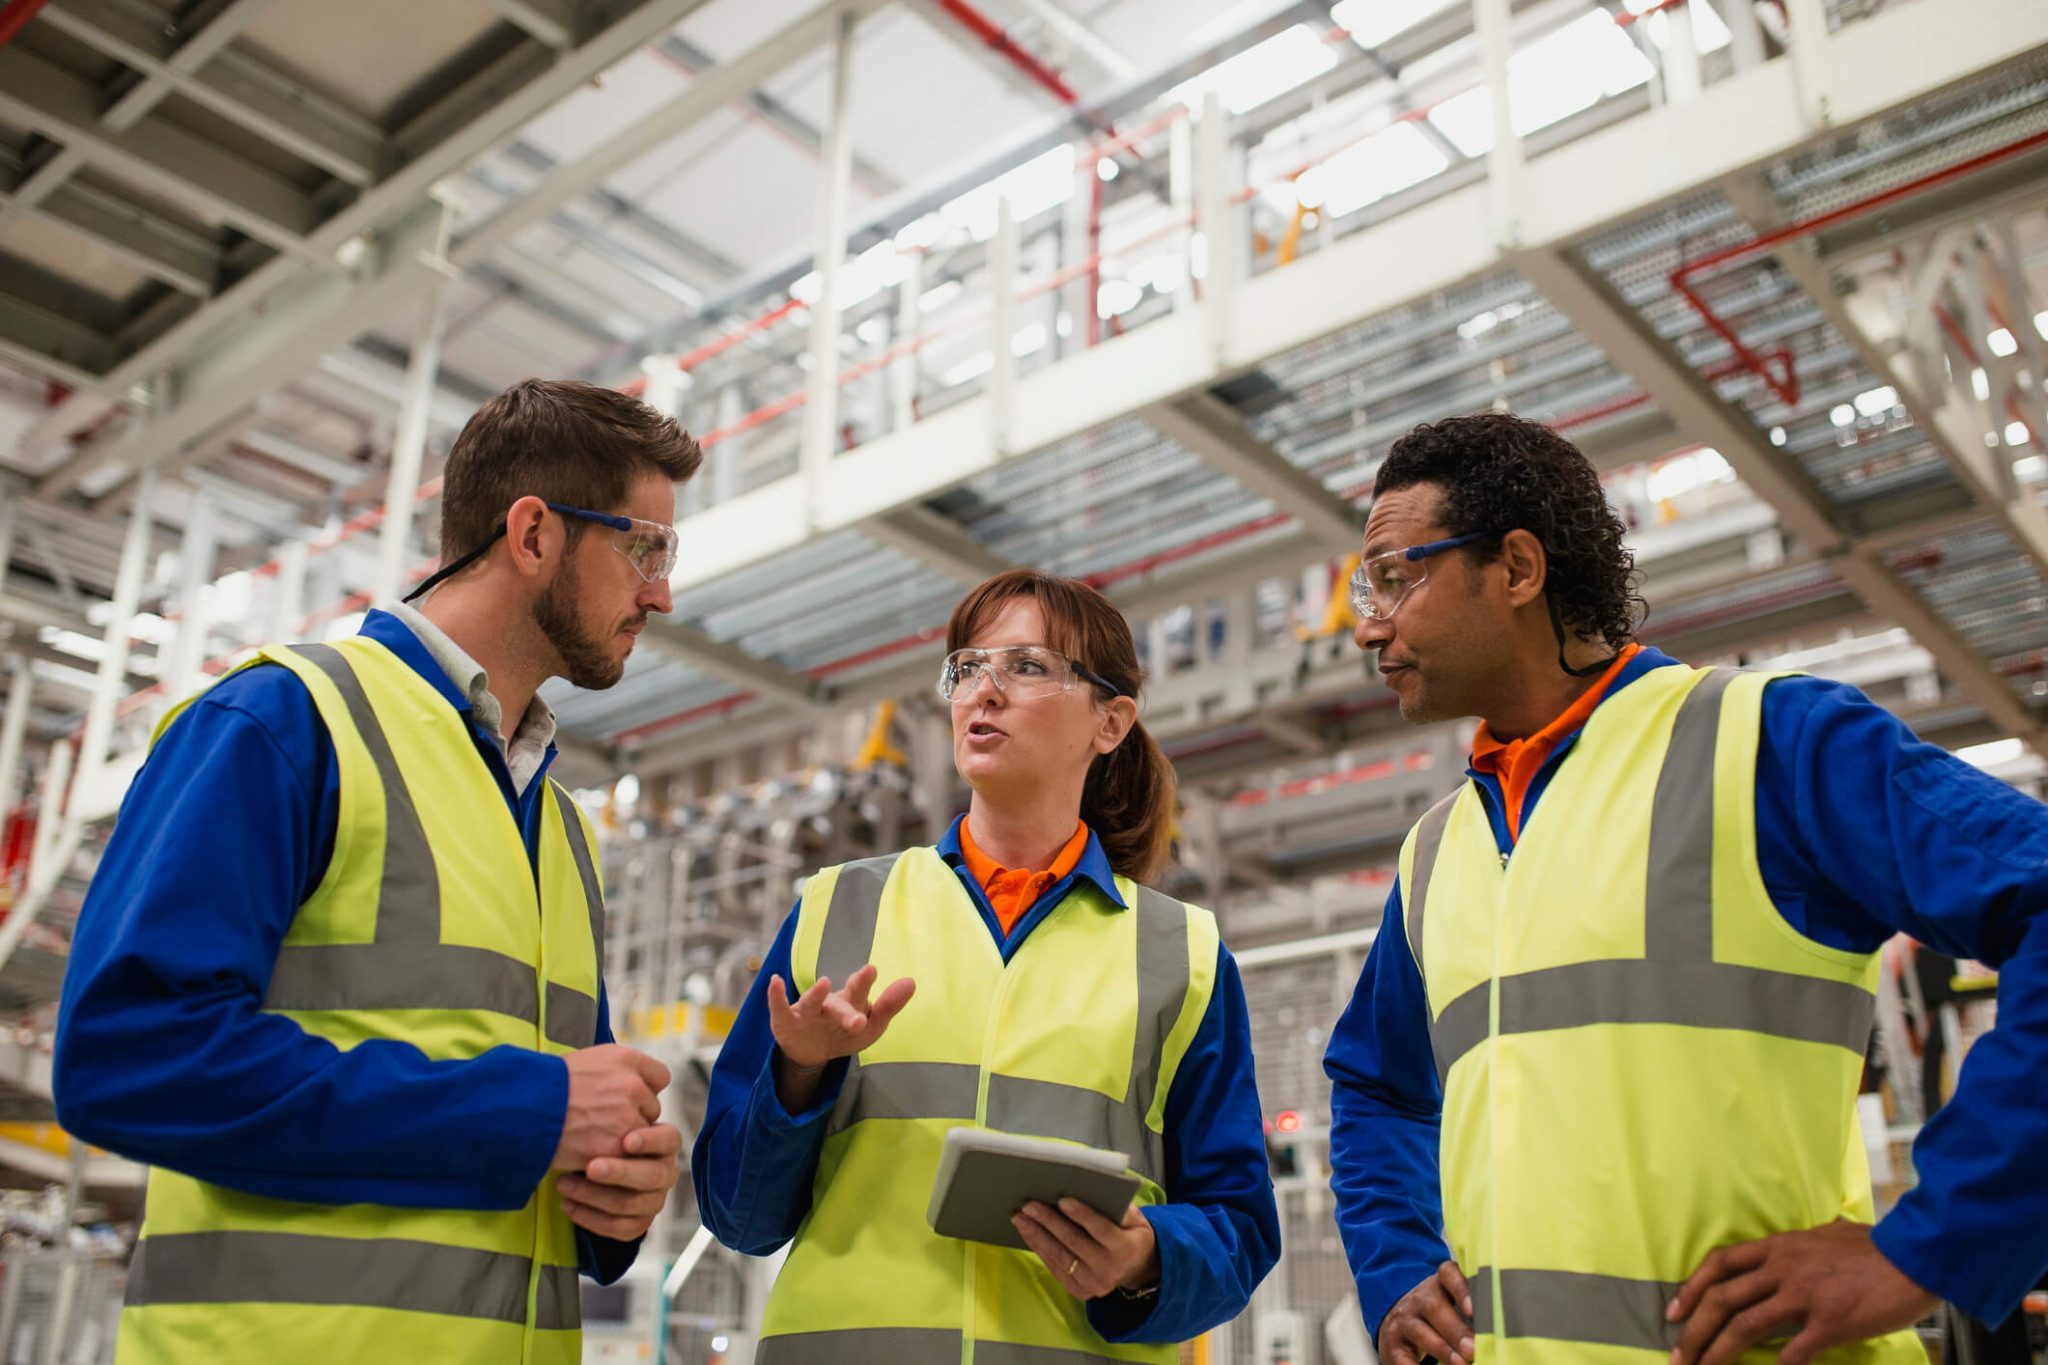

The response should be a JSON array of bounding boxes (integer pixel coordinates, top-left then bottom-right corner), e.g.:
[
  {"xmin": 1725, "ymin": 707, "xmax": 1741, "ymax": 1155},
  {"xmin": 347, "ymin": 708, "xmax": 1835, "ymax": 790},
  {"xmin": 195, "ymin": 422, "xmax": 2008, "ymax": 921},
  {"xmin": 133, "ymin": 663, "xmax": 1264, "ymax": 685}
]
[
  {"xmin": 1406, "ymin": 669, "xmax": 1875, "ymax": 1085},
  {"xmin": 125, "ymin": 1231, "xmax": 562, "ymax": 1327},
  {"xmin": 758, "ymin": 1328, "xmax": 958, "ymax": 1364},
  {"xmin": 1428, "ymin": 959, "xmax": 1878, "ymax": 1077},
  {"xmin": 546, "ymin": 780, "xmax": 607, "ymax": 1049},
  {"xmin": 1644, "ymin": 667, "xmax": 1736, "ymax": 962},
  {"xmin": 757, "ymin": 1330, "xmax": 1134, "ymax": 1365},
  {"xmin": 814, "ymin": 853, "xmax": 906, "ymax": 984},
  {"xmin": 261, "ymin": 644, "xmax": 597, "ymax": 1045},
  {"xmin": 536, "ymin": 1264, "xmax": 581, "ymax": 1331},
  {"xmin": 825, "ymin": 1064, "xmax": 1167, "ymax": 1184},
  {"xmin": 829, "ymin": 1061, "xmax": 980, "ymax": 1127},
  {"xmin": 1471, "ymin": 1267, "xmax": 1681, "ymax": 1351},
  {"xmin": 815, "ymin": 858, "xmax": 1186, "ymax": 1185},
  {"xmin": 1402, "ymin": 790, "xmax": 1461, "ymax": 982}
]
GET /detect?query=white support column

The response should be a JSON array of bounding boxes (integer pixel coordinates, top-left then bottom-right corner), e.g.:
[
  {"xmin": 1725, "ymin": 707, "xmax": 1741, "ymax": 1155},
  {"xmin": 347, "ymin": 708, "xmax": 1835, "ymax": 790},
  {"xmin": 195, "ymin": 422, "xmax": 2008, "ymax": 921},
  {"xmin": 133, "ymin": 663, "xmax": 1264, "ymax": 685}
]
[
  {"xmin": 1724, "ymin": 0, "xmax": 1766, "ymax": 72},
  {"xmin": 1661, "ymin": 2, "xmax": 1702, "ymax": 106},
  {"xmin": 891, "ymin": 250, "xmax": 922, "ymax": 433},
  {"xmin": 989, "ymin": 195, "xmax": 1019, "ymax": 455},
  {"xmin": 800, "ymin": 5, "xmax": 858, "ymax": 530},
  {"xmin": 270, "ymin": 538, "xmax": 309, "ymax": 640},
  {"xmin": 1169, "ymin": 113, "xmax": 1196, "ymax": 312},
  {"xmin": 1783, "ymin": 0, "xmax": 1836, "ymax": 127},
  {"xmin": 77, "ymin": 465, "xmax": 158, "ymax": 787},
  {"xmin": 1473, "ymin": 0, "xmax": 1524, "ymax": 248},
  {"xmin": 644, "ymin": 358, "xmax": 705, "ymax": 518},
  {"xmin": 713, "ymin": 386, "xmax": 745, "ymax": 505},
  {"xmin": 0, "ymin": 502, "xmax": 17, "ymax": 602},
  {"xmin": 28, "ymin": 738, "xmax": 71, "ymax": 874},
  {"xmin": 1990, "ymin": 216, "xmax": 2048, "ymax": 441},
  {"xmin": 373, "ymin": 262, "xmax": 451, "ymax": 607},
  {"xmin": 0, "ymin": 654, "xmax": 31, "ymax": 822},
  {"xmin": 1193, "ymin": 91, "xmax": 1236, "ymax": 364},
  {"xmin": 165, "ymin": 491, "xmax": 218, "ymax": 698},
  {"xmin": 1059, "ymin": 151, "xmax": 1095, "ymax": 356}
]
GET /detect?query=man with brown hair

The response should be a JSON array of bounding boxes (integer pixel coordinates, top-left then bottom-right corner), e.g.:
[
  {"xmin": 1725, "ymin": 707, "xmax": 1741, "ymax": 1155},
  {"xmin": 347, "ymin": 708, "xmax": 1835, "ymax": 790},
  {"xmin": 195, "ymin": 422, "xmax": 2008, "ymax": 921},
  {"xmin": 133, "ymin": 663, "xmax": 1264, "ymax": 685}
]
[{"xmin": 57, "ymin": 379, "xmax": 701, "ymax": 1364}]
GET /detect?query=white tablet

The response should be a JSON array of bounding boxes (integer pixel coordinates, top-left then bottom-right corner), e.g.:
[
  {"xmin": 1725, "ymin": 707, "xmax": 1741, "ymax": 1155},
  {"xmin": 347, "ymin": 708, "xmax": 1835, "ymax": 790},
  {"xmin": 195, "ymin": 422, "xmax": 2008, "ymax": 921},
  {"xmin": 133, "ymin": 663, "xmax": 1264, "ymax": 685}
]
[{"xmin": 926, "ymin": 1127, "xmax": 1143, "ymax": 1250}]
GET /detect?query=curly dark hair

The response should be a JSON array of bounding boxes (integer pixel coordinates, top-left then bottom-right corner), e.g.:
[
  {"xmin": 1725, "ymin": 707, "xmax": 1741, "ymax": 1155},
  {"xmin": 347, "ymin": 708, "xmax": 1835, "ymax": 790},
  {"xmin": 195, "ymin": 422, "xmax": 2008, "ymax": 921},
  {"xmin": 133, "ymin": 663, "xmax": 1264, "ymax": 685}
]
[{"xmin": 1374, "ymin": 413, "xmax": 1644, "ymax": 667}]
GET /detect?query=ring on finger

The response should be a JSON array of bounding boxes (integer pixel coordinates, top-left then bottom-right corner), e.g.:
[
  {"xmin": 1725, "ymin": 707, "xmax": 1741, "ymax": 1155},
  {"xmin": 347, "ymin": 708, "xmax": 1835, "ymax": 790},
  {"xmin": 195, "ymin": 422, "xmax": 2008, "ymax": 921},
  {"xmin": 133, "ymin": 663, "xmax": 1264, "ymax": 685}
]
[{"xmin": 1067, "ymin": 1258, "xmax": 1079, "ymax": 1277}]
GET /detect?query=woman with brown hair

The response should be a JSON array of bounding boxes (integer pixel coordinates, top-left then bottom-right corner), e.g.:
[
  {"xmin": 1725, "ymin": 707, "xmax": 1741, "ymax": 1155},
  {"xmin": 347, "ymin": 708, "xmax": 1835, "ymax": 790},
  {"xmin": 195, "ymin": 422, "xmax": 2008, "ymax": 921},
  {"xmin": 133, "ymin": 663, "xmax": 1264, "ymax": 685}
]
[{"xmin": 694, "ymin": 568, "xmax": 1279, "ymax": 1364}]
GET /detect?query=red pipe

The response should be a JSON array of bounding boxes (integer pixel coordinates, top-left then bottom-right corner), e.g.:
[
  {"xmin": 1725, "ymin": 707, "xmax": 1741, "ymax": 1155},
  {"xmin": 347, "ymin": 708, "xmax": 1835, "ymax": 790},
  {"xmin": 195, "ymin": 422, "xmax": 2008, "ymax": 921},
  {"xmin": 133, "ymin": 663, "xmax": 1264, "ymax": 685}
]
[
  {"xmin": 621, "ymin": 299, "xmax": 806, "ymax": 397},
  {"xmin": 0, "ymin": 0, "xmax": 48, "ymax": 48},
  {"xmin": 1669, "ymin": 126, "xmax": 2048, "ymax": 409},
  {"xmin": 933, "ymin": 0, "xmax": 1083, "ymax": 106}
]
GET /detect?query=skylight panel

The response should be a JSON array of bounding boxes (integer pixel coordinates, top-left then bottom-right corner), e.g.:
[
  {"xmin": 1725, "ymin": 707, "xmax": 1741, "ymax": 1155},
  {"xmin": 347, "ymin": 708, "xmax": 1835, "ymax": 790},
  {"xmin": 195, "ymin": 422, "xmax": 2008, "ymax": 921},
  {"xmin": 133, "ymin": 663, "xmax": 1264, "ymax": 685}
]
[
  {"xmin": 1298, "ymin": 121, "xmax": 1450, "ymax": 217},
  {"xmin": 1330, "ymin": 0, "xmax": 1459, "ymax": 50},
  {"xmin": 1169, "ymin": 25, "xmax": 1341, "ymax": 116},
  {"xmin": 1425, "ymin": 11, "xmax": 1656, "ymax": 155}
]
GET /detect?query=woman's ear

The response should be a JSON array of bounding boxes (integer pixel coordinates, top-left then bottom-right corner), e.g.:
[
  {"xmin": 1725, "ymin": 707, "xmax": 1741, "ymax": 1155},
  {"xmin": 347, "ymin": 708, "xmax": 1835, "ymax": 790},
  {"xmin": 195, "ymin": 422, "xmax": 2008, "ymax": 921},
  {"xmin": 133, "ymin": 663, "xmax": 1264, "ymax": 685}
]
[{"xmin": 1094, "ymin": 696, "xmax": 1138, "ymax": 755}]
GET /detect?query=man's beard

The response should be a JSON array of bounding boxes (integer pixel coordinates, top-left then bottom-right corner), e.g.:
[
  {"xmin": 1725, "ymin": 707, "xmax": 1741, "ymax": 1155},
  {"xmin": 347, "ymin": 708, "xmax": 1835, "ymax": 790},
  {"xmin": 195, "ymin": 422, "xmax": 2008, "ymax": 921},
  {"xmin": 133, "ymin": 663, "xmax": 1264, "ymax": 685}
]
[{"xmin": 534, "ymin": 555, "xmax": 636, "ymax": 689}]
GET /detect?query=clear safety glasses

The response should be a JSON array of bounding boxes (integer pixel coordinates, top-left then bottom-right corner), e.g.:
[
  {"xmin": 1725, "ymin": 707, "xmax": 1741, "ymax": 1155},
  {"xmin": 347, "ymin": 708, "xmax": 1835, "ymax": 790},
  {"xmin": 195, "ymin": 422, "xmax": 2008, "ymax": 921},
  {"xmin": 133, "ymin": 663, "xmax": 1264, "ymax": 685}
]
[
  {"xmin": 548, "ymin": 503, "xmax": 680, "ymax": 583},
  {"xmin": 403, "ymin": 501, "xmax": 679, "ymax": 603},
  {"xmin": 1348, "ymin": 532, "xmax": 1485, "ymax": 621},
  {"xmin": 936, "ymin": 645, "xmax": 1124, "ymax": 703}
]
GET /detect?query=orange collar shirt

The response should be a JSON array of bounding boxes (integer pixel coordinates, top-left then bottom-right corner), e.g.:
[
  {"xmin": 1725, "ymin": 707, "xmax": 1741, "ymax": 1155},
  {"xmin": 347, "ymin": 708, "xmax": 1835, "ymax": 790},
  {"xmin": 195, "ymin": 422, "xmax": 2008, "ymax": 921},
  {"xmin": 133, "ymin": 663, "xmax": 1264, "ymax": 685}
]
[
  {"xmin": 1469, "ymin": 643, "xmax": 1642, "ymax": 841},
  {"xmin": 957, "ymin": 819, "xmax": 1092, "ymax": 935}
]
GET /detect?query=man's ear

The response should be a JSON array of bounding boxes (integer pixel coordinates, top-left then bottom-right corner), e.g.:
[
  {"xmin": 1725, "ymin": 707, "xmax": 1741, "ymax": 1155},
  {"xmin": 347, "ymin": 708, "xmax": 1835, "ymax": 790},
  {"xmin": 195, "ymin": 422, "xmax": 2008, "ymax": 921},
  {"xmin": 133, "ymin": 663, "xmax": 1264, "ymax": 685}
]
[
  {"xmin": 503, "ymin": 496, "xmax": 557, "ymax": 581},
  {"xmin": 1498, "ymin": 528, "xmax": 1548, "ymax": 609}
]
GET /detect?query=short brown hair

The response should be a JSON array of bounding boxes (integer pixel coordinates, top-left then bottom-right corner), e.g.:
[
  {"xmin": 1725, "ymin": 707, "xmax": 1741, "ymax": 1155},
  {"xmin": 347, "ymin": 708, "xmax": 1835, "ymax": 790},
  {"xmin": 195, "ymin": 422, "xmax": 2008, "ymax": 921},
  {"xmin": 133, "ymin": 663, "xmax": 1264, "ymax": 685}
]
[
  {"xmin": 438, "ymin": 379, "xmax": 702, "ymax": 553},
  {"xmin": 945, "ymin": 570, "xmax": 1178, "ymax": 885}
]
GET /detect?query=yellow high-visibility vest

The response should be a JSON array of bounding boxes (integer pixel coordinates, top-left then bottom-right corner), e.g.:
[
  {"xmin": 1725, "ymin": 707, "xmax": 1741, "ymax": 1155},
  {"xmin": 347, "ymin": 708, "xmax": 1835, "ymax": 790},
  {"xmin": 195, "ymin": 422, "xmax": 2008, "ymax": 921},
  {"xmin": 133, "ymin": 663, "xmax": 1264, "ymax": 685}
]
[
  {"xmin": 118, "ymin": 637, "xmax": 604, "ymax": 1365},
  {"xmin": 756, "ymin": 848, "xmax": 1220, "ymax": 1365},
  {"xmin": 1399, "ymin": 664, "xmax": 1926, "ymax": 1363}
]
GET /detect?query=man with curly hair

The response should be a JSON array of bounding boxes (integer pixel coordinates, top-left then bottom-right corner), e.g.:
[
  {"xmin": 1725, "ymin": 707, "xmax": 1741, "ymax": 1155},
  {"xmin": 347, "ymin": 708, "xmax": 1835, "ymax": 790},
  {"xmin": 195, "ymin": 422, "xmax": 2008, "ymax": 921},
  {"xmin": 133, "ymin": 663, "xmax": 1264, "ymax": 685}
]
[{"xmin": 1324, "ymin": 413, "xmax": 2048, "ymax": 1364}]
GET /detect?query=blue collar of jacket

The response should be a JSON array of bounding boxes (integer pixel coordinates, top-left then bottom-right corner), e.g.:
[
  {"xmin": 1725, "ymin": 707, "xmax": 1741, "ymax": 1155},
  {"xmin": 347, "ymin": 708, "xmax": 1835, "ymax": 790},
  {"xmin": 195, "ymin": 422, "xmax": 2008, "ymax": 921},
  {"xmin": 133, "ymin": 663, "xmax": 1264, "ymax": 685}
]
[
  {"xmin": 357, "ymin": 608, "xmax": 479, "ymax": 718},
  {"xmin": 935, "ymin": 812, "xmax": 1128, "ymax": 910},
  {"xmin": 1463, "ymin": 643, "xmax": 1683, "ymax": 774}
]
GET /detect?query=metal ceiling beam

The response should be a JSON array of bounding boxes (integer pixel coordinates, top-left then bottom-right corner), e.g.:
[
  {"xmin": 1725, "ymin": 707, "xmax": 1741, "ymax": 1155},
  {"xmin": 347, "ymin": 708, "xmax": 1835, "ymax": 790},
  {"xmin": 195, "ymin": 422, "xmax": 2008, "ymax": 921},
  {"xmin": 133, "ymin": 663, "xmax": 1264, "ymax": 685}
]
[
  {"xmin": 0, "ymin": 47, "xmax": 321, "ymax": 257},
  {"xmin": 32, "ymin": 0, "xmax": 720, "ymax": 492},
  {"xmin": 638, "ymin": 618, "xmax": 830, "ymax": 712},
  {"xmin": 497, "ymin": 0, "xmax": 577, "ymax": 49},
  {"xmin": 1142, "ymin": 394, "xmax": 1362, "ymax": 553},
  {"xmin": 653, "ymin": 33, "xmax": 901, "ymax": 198},
  {"xmin": 1811, "ymin": 144, "xmax": 2048, "ymax": 270},
  {"xmin": 0, "ymin": 294, "xmax": 116, "ymax": 388},
  {"xmin": 36, "ymin": 201, "xmax": 448, "ymax": 498},
  {"xmin": 1722, "ymin": 172, "xmax": 2048, "ymax": 583},
  {"xmin": 99, "ymin": 0, "xmax": 281, "ymax": 127},
  {"xmin": 0, "ymin": 178, "xmax": 220, "ymax": 297},
  {"xmin": 37, "ymin": 0, "xmax": 382, "ymax": 186},
  {"xmin": 493, "ymin": 139, "xmax": 742, "ymax": 281},
  {"xmin": 1516, "ymin": 243, "xmax": 2048, "ymax": 753},
  {"xmin": 866, "ymin": 504, "xmax": 1017, "ymax": 583},
  {"xmin": 453, "ymin": 0, "xmax": 895, "ymax": 268}
]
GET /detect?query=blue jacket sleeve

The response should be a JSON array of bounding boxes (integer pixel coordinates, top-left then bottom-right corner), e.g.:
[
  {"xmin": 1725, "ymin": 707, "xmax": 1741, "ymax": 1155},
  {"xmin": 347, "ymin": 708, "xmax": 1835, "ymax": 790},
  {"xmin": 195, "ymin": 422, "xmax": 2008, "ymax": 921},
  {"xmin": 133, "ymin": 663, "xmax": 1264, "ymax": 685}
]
[
  {"xmin": 690, "ymin": 905, "xmax": 850, "ymax": 1254},
  {"xmin": 1090, "ymin": 943, "xmax": 1280, "ymax": 1344},
  {"xmin": 1753, "ymin": 676, "xmax": 2048, "ymax": 1322},
  {"xmin": 1324, "ymin": 881, "xmax": 1448, "ymax": 1343},
  {"xmin": 576, "ymin": 976, "xmax": 645, "ymax": 1285},
  {"xmin": 53, "ymin": 674, "xmax": 568, "ymax": 1211}
]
